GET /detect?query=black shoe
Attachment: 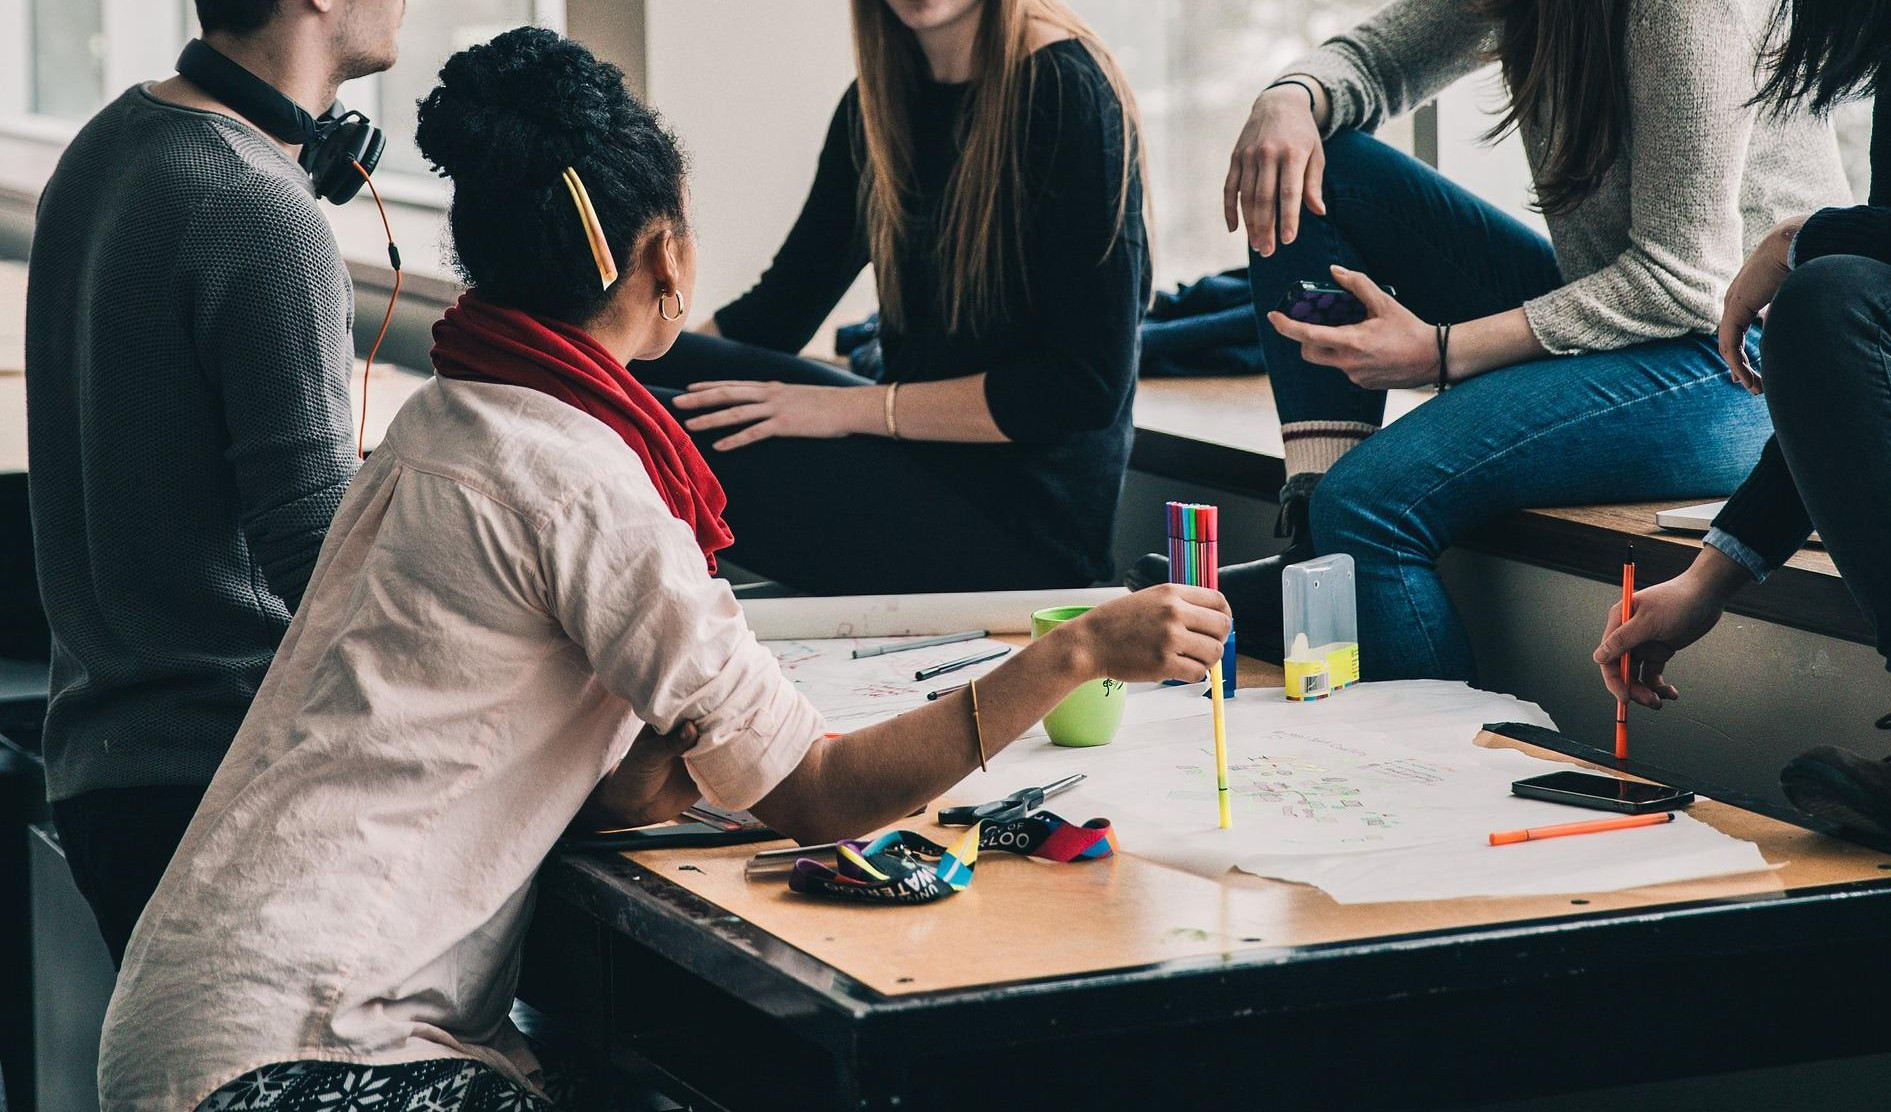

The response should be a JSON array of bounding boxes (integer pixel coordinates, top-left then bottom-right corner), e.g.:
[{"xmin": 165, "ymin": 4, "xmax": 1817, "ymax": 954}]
[
  {"xmin": 1123, "ymin": 473, "xmax": 1321, "ymax": 663},
  {"xmin": 1779, "ymin": 745, "xmax": 1891, "ymax": 838}
]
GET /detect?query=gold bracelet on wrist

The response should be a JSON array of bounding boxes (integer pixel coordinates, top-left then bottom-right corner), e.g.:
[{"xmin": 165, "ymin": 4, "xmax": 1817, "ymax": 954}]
[
  {"xmin": 968, "ymin": 679, "xmax": 988, "ymax": 772},
  {"xmin": 883, "ymin": 382, "xmax": 901, "ymax": 440}
]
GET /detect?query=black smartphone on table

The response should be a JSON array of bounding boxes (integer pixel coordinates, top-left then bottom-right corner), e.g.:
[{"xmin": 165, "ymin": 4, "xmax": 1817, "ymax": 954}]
[
  {"xmin": 1511, "ymin": 770, "xmax": 1695, "ymax": 815},
  {"xmin": 1272, "ymin": 279, "xmax": 1397, "ymax": 327}
]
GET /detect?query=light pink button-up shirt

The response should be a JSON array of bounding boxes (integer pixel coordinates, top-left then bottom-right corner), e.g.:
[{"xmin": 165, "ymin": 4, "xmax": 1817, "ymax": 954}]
[{"xmin": 99, "ymin": 377, "xmax": 823, "ymax": 1110}]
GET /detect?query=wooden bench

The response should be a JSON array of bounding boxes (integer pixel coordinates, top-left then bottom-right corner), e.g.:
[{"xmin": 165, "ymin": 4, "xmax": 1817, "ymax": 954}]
[{"xmin": 1130, "ymin": 375, "xmax": 1865, "ymax": 644}]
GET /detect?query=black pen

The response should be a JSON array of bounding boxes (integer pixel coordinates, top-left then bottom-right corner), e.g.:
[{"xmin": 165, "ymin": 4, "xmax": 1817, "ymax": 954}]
[
  {"xmin": 926, "ymin": 683, "xmax": 969, "ymax": 701},
  {"xmin": 914, "ymin": 645, "xmax": 1010, "ymax": 682}
]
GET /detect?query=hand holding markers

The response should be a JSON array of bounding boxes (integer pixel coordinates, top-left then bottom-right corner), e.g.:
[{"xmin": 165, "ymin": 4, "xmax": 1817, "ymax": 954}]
[{"xmin": 1057, "ymin": 585, "xmax": 1232, "ymax": 686}]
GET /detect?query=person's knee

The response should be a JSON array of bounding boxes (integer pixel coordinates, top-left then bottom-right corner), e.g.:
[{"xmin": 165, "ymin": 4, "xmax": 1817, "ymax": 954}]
[
  {"xmin": 1318, "ymin": 129, "xmax": 1403, "ymax": 196},
  {"xmin": 1762, "ymin": 255, "xmax": 1891, "ymax": 403},
  {"xmin": 1308, "ymin": 459, "xmax": 1401, "ymax": 556}
]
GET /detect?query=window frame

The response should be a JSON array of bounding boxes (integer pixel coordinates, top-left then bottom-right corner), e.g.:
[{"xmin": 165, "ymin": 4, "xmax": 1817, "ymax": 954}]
[{"xmin": 0, "ymin": 0, "xmax": 570, "ymax": 210}]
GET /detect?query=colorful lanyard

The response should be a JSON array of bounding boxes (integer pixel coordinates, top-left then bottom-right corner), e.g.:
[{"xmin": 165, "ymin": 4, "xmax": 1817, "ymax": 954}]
[{"xmin": 787, "ymin": 812, "xmax": 1116, "ymax": 905}]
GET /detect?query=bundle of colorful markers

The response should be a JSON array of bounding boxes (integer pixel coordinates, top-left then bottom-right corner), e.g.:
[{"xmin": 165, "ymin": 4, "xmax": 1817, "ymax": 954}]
[
  {"xmin": 1165, "ymin": 501, "xmax": 1219, "ymax": 592},
  {"xmin": 1165, "ymin": 501, "xmax": 1232, "ymax": 829}
]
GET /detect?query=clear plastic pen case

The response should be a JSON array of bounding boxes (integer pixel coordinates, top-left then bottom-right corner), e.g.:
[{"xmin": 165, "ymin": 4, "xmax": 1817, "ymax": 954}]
[{"xmin": 1282, "ymin": 554, "xmax": 1360, "ymax": 701}]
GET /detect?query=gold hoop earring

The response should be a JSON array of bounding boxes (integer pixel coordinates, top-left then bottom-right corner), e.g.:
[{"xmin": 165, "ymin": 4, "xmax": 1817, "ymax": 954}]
[{"xmin": 658, "ymin": 290, "xmax": 685, "ymax": 322}]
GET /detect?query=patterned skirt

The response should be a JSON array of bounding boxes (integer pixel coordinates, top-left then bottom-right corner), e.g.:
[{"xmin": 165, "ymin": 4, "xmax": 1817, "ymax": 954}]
[{"xmin": 197, "ymin": 1059, "xmax": 557, "ymax": 1111}]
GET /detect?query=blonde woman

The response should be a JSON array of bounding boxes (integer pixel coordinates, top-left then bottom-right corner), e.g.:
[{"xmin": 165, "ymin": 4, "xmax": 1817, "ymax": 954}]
[{"xmin": 643, "ymin": 0, "xmax": 1148, "ymax": 595}]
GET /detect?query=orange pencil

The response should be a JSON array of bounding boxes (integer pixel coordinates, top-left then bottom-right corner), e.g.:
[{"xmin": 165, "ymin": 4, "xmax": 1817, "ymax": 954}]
[
  {"xmin": 1615, "ymin": 544, "xmax": 1635, "ymax": 760},
  {"xmin": 1489, "ymin": 810, "xmax": 1673, "ymax": 846}
]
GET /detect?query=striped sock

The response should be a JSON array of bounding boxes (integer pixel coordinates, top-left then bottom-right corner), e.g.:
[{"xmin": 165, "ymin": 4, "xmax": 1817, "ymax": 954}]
[{"xmin": 1281, "ymin": 420, "xmax": 1378, "ymax": 476}]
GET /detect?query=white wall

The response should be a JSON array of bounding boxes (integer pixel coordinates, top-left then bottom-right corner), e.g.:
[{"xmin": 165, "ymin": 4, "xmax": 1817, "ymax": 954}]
[{"xmin": 642, "ymin": 2, "xmax": 875, "ymax": 340}]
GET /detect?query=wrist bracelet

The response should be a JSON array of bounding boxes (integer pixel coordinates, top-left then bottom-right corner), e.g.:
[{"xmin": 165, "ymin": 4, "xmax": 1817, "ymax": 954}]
[
  {"xmin": 883, "ymin": 381, "xmax": 901, "ymax": 440},
  {"xmin": 1266, "ymin": 77, "xmax": 1319, "ymax": 115},
  {"xmin": 1434, "ymin": 321, "xmax": 1453, "ymax": 391}
]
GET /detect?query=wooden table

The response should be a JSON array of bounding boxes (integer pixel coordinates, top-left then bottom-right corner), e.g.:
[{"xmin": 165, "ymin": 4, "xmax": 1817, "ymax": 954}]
[{"xmin": 519, "ymin": 665, "xmax": 1891, "ymax": 1110}]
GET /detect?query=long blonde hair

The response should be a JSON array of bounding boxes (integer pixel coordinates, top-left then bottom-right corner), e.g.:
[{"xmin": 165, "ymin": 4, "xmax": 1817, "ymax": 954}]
[{"xmin": 849, "ymin": 0, "xmax": 1146, "ymax": 336}]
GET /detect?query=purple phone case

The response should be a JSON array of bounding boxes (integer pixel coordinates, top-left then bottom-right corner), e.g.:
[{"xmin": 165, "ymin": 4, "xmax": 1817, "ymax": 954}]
[{"xmin": 1281, "ymin": 285, "xmax": 1369, "ymax": 327}]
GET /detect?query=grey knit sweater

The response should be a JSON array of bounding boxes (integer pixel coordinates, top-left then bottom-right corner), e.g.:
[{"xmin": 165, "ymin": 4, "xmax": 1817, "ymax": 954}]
[
  {"xmin": 26, "ymin": 86, "xmax": 358, "ymax": 802},
  {"xmin": 1287, "ymin": 0, "xmax": 1851, "ymax": 353}
]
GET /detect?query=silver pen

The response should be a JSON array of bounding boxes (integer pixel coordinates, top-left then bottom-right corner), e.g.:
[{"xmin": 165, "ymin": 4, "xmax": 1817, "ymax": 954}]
[{"xmin": 851, "ymin": 629, "xmax": 986, "ymax": 659}]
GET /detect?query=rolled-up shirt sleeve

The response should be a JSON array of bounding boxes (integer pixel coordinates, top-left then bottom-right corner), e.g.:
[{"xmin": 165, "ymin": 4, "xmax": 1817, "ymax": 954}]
[
  {"xmin": 537, "ymin": 476, "xmax": 824, "ymax": 810},
  {"xmin": 1706, "ymin": 435, "xmax": 1814, "ymax": 582}
]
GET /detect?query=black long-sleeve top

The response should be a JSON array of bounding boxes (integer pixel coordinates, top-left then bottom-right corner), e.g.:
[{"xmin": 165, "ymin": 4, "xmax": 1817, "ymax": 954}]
[
  {"xmin": 1709, "ymin": 88, "xmax": 1891, "ymax": 577},
  {"xmin": 714, "ymin": 40, "xmax": 1149, "ymax": 585}
]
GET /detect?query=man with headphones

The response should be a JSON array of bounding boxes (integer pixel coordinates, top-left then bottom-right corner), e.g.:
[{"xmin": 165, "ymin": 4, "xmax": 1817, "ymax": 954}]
[{"xmin": 24, "ymin": 0, "xmax": 405, "ymax": 964}]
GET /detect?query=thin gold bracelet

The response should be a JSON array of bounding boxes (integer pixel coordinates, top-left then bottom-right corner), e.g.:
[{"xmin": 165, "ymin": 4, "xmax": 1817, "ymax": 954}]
[
  {"xmin": 883, "ymin": 381, "xmax": 901, "ymax": 440},
  {"xmin": 968, "ymin": 678, "xmax": 988, "ymax": 772}
]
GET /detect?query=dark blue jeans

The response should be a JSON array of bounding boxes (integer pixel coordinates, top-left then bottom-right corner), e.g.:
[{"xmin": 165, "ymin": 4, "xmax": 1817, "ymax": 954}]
[{"xmin": 1255, "ymin": 131, "xmax": 1773, "ymax": 681}]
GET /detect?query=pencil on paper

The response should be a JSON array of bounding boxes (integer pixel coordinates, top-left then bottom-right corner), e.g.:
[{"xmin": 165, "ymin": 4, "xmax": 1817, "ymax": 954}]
[{"xmin": 851, "ymin": 630, "xmax": 987, "ymax": 659}]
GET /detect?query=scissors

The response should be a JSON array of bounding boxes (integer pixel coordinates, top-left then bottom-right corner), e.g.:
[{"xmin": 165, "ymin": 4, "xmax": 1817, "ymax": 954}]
[{"xmin": 938, "ymin": 773, "xmax": 1086, "ymax": 827}]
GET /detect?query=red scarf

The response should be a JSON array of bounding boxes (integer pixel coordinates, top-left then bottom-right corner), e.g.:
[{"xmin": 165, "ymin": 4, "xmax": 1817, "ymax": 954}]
[{"xmin": 431, "ymin": 294, "xmax": 733, "ymax": 571}]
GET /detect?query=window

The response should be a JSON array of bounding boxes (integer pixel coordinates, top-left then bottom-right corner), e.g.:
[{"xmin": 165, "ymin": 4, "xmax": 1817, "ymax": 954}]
[
  {"xmin": 1069, "ymin": 0, "xmax": 1873, "ymax": 289},
  {"xmin": 340, "ymin": 0, "xmax": 562, "ymax": 193},
  {"xmin": 27, "ymin": 0, "xmax": 104, "ymax": 121},
  {"xmin": 1070, "ymin": 0, "xmax": 1383, "ymax": 289},
  {"xmin": 0, "ymin": 0, "xmax": 190, "ymax": 134},
  {"xmin": 0, "ymin": 0, "xmax": 563, "ymax": 200}
]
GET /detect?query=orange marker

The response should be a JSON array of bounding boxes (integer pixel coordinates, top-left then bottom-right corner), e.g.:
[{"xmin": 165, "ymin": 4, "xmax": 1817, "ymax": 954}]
[
  {"xmin": 1489, "ymin": 810, "xmax": 1673, "ymax": 846},
  {"xmin": 1615, "ymin": 544, "xmax": 1635, "ymax": 761}
]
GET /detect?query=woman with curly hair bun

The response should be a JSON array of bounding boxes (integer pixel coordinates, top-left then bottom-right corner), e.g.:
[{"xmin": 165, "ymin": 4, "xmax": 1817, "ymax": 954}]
[{"xmin": 93, "ymin": 27, "xmax": 1229, "ymax": 1111}]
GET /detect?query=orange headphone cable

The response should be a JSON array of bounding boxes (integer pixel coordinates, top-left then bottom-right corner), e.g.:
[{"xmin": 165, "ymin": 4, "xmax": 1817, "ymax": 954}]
[{"xmin": 352, "ymin": 159, "xmax": 402, "ymax": 460}]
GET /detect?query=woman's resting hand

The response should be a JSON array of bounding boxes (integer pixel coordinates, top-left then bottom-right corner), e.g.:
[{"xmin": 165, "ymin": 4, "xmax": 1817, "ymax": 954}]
[
  {"xmin": 674, "ymin": 381, "xmax": 874, "ymax": 450},
  {"xmin": 574, "ymin": 721, "xmax": 704, "ymax": 832},
  {"xmin": 1719, "ymin": 217, "xmax": 1805, "ymax": 396},
  {"xmin": 1226, "ymin": 82, "xmax": 1329, "ymax": 257}
]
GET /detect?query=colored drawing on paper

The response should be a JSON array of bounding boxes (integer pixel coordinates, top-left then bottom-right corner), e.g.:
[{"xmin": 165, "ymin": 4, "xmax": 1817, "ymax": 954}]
[{"xmin": 1165, "ymin": 739, "xmax": 1438, "ymax": 846}]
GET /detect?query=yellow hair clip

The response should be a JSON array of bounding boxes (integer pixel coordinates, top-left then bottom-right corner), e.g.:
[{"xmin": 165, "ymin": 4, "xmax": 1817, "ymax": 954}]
[{"xmin": 561, "ymin": 165, "xmax": 619, "ymax": 291}]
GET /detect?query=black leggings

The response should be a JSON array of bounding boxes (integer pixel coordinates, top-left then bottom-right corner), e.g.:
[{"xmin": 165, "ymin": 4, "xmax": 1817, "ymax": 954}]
[
  {"xmin": 638, "ymin": 332, "xmax": 1089, "ymax": 595},
  {"xmin": 52, "ymin": 783, "xmax": 206, "ymax": 967},
  {"xmin": 1761, "ymin": 255, "xmax": 1891, "ymax": 668}
]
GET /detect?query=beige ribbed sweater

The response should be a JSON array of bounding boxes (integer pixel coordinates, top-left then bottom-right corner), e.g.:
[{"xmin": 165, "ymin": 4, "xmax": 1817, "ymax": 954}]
[{"xmin": 1287, "ymin": 0, "xmax": 1851, "ymax": 354}]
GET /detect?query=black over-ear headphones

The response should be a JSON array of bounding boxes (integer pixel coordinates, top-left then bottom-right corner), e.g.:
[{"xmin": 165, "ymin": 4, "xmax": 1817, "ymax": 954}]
[{"xmin": 175, "ymin": 39, "xmax": 386, "ymax": 204}]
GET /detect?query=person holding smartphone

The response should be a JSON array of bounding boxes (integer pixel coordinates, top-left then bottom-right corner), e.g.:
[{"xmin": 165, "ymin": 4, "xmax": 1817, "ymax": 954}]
[
  {"xmin": 1128, "ymin": 0, "xmax": 1849, "ymax": 678},
  {"xmin": 1596, "ymin": 2, "xmax": 1891, "ymax": 838}
]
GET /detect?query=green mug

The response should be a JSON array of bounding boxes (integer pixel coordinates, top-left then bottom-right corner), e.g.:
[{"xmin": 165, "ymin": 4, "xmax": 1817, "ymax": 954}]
[{"xmin": 1032, "ymin": 605, "xmax": 1127, "ymax": 747}]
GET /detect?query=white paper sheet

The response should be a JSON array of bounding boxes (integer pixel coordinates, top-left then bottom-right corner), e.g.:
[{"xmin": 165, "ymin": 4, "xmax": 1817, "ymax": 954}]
[
  {"xmin": 765, "ymin": 636, "xmax": 1018, "ymax": 730},
  {"xmin": 766, "ymin": 636, "xmax": 1223, "ymax": 735},
  {"xmin": 933, "ymin": 680, "xmax": 1773, "ymax": 902},
  {"xmin": 743, "ymin": 588, "xmax": 1126, "ymax": 640}
]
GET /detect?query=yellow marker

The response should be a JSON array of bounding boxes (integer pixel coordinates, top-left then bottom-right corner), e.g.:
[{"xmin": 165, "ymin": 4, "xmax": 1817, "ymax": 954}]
[{"xmin": 1209, "ymin": 661, "xmax": 1231, "ymax": 828}]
